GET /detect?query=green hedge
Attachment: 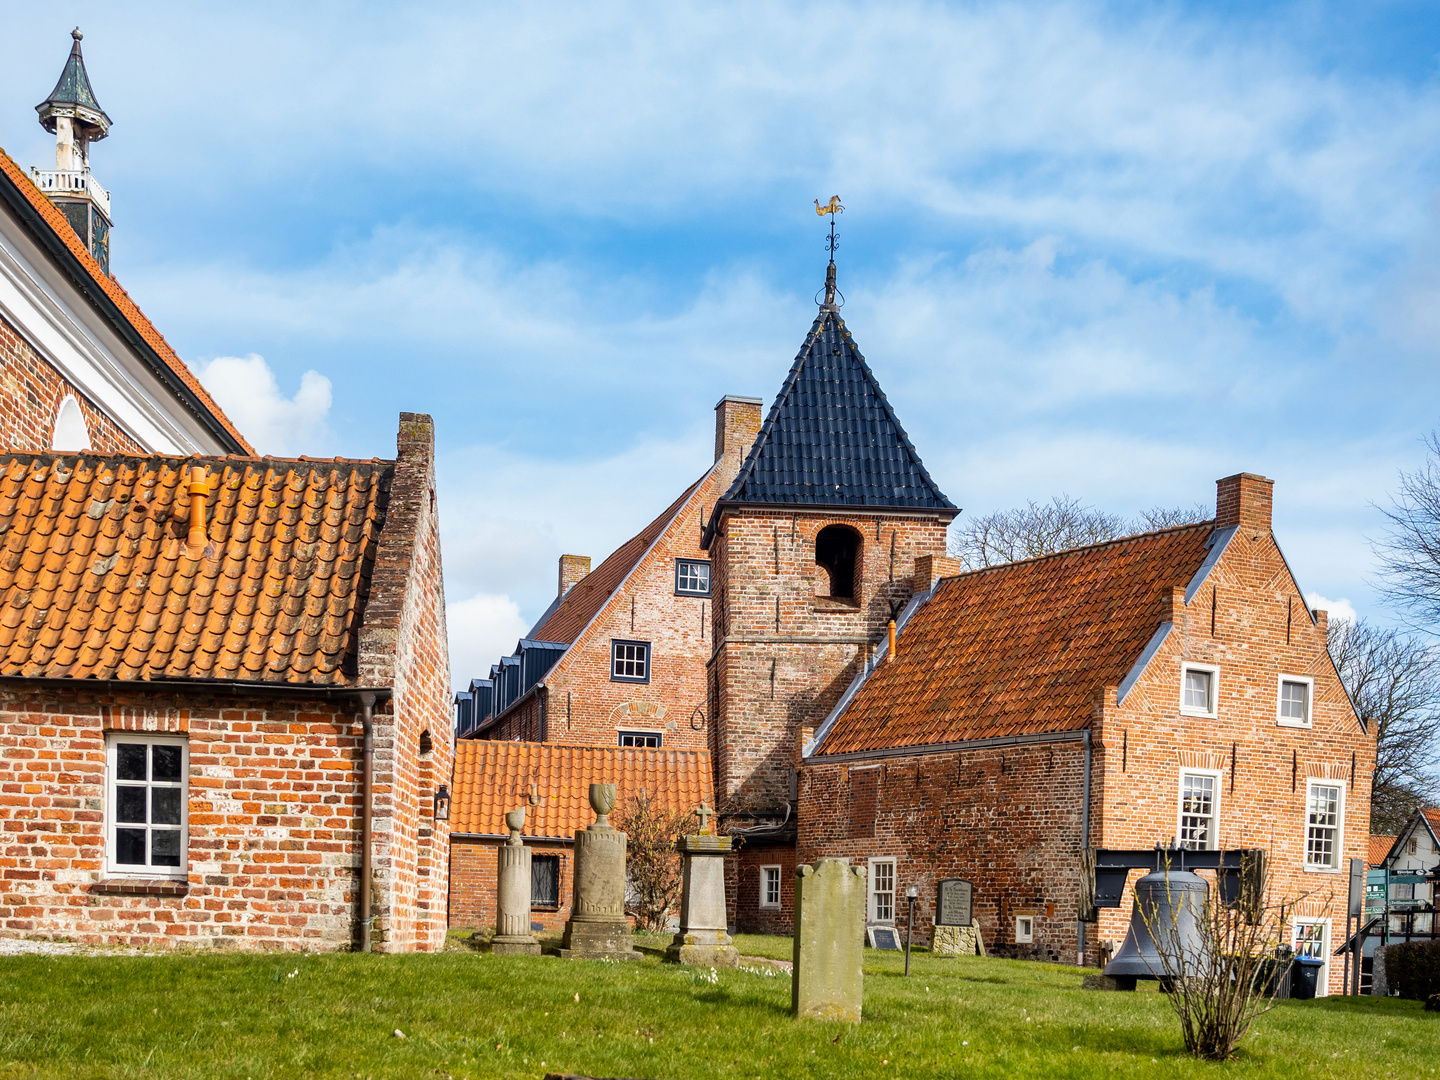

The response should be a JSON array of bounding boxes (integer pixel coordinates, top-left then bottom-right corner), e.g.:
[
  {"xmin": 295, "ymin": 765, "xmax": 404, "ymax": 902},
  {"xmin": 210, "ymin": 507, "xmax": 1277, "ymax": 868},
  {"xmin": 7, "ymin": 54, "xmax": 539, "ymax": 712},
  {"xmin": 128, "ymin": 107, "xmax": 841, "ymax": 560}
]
[{"xmin": 1385, "ymin": 940, "xmax": 1440, "ymax": 1000}]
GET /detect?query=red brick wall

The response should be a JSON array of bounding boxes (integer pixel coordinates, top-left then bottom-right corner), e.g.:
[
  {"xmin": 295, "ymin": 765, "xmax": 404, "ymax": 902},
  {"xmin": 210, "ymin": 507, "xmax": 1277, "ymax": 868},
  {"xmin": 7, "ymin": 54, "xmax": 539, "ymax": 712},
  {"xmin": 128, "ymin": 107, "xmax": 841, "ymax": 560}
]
[
  {"xmin": 0, "ymin": 311, "xmax": 144, "ymax": 453},
  {"xmin": 449, "ymin": 836, "xmax": 574, "ymax": 934},
  {"xmin": 0, "ymin": 685, "xmax": 365, "ymax": 949},
  {"xmin": 728, "ymin": 838, "xmax": 795, "ymax": 935},
  {"xmin": 798, "ymin": 742, "xmax": 1089, "ymax": 962},
  {"xmin": 358, "ymin": 413, "xmax": 453, "ymax": 953},
  {"xmin": 710, "ymin": 510, "xmax": 950, "ymax": 807}
]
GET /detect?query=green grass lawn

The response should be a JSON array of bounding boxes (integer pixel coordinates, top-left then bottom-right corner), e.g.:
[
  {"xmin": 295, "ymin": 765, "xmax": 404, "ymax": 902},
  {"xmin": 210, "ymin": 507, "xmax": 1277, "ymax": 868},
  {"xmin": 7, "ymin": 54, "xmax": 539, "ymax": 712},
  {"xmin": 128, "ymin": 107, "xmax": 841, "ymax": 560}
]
[{"xmin": 0, "ymin": 935, "xmax": 1432, "ymax": 1079}]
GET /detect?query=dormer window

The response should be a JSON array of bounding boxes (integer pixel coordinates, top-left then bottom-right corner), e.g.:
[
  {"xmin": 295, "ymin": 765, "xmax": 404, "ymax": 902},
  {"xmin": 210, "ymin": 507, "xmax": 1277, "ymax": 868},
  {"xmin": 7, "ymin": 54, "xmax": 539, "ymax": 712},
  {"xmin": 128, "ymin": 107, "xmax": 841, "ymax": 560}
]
[{"xmin": 815, "ymin": 525, "xmax": 861, "ymax": 599}]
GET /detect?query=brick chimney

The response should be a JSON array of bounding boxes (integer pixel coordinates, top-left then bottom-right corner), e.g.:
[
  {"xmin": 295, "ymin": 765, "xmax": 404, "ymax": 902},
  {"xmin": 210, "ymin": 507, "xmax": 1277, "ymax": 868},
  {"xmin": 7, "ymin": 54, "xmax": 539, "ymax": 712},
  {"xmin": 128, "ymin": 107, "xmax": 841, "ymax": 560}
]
[
  {"xmin": 1215, "ymin": 473, "xmax": 1273, "ymax": 532},
  {"xmin": 558, "ymin": 554, "xmax": 590, "ymax": 599},
  {"xmin": 913, "ymin": 554, "xmax": 962, "ymax": 592},
  {"xmin": 714, "ymin": 395, "xmax": 763, "ymax": 469}
]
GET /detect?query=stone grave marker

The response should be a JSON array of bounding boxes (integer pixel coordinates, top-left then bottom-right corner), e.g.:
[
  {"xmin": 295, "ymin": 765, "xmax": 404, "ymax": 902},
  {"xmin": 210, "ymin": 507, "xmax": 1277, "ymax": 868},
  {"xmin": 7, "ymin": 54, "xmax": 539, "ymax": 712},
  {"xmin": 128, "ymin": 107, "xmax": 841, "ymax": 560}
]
[
  {"xmin": 791, "ymin": 858, "xmax": 866, "ymax": 1022},
  {"xmin": 665, "ymin": 802, "xmax": 739, "ymax": 967},
  {"xmin": 491, "ymin": 807, "xmax": 541, "ymax": 955},
  {"xmin": 559, "ymin": 783, "xmax": 642, "ymax": 961}
]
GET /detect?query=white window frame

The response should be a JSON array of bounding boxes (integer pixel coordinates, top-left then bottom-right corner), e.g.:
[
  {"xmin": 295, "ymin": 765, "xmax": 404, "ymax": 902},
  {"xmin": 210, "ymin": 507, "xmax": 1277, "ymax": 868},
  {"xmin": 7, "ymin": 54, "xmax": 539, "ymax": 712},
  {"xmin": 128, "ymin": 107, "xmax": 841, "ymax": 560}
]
[
  {"xmin": 1180, "ymin": 662, "xmax": 1219, "ymax": 718},
  {"xmin": 1015, "ymin": 915, "xmax": 1034, "ymax": 943},
  {"xmin": 1176, "ymin": 769, "xmax": 1223, "ymax": 851},
  {"xmin": 867, "ymin": 857, "xmax": 896, "ymax": 924},
  {"xmin": 617, "ymin": 730, "xmax": 662, "ymax": 748},
  {"xmin": 610, "ymin": 640, "xmax": 651, "ymax": 683},
  {"xmin": 1303, "ymin": 779, "xmax": 1345, "ymax": 872},
  {"xmin": 105, "ymin": 733, "xmax": 188, "ymax": 879},
  {"xmin": 1277, "ymin": 674, "xmax": 1314, "ymax": 728},
  {"xmin": 675, "ymin": 558, "xmax": 712, "ymax": 597},
  {"xmin": 759, "ymin": 864, "xmax": 782, "ymax": 909},
  {"xmin": 1292, "ymin": 918, "xmax": 1331, "ymax": 997}
]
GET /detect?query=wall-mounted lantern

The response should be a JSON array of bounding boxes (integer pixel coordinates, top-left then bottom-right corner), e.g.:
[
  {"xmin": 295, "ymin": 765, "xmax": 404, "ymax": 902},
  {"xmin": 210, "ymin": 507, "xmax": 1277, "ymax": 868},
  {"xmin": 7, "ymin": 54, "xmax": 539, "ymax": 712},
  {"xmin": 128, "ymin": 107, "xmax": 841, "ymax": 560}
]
[{"xmin": 434, "ymin": 784, "xmax": 451, "ymax": 822}]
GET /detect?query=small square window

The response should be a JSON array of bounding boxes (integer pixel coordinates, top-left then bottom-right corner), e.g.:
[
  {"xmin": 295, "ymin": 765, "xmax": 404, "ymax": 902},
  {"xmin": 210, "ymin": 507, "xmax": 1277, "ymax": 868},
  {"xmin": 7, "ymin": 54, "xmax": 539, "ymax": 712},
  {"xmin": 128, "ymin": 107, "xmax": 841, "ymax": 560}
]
[
  {"xmin": 531, "ymin": 854, "xmax": 561, "ymax": 908},
  {"xmin": 1277, "ymin": 676, "xmax": 1313, "ymax": 727},
  {"xmin": 1015, "ymin": 915, "xmax": 1034, "ymax": 943},
  {"xmin": 1181, "ymin": 664, "xmax": 1218, "ymax": 717},
  {"xmin": 675, "ymin": 559, "xmax": 712, "ymax": 597},
  {"xmin": 618, "ymin": 730, "xmax": 661, "ymax": 748},
  {"xmin": 611, "ymin": 640, "xmax": 650, "ymax": 683},
  {"xmin": 760, "ymin": 865, "xmax": 782, "ymax": 909}
]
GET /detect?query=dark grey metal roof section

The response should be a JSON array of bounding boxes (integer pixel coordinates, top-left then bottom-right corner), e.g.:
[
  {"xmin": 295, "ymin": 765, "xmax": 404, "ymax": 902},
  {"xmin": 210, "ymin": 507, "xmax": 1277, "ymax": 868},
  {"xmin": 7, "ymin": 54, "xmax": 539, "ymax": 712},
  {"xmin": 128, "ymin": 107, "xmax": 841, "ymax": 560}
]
[
  {"xmin": 37, "ymin": 29, "xmax": 111, "ymax": 135},
  {"xmin": 705, "ymin": 306, "xmax": 955, "ymax": 541}
]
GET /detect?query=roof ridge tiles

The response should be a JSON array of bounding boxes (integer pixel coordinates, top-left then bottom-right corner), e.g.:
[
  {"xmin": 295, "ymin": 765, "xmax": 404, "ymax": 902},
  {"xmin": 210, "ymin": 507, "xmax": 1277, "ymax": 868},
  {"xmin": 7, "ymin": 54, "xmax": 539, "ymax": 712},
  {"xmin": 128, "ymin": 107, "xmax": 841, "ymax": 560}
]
[{"xmin": 946, "ymin": 519, "xmax": 1218, "ymax": 582}]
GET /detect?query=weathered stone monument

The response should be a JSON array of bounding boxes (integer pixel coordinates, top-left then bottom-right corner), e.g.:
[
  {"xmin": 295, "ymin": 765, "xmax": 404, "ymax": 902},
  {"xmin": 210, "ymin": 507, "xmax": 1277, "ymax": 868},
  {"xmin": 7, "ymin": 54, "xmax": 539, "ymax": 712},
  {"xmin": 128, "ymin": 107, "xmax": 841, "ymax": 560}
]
[
  {"xmin": 791, "ymin": 858, "xmax": 866, "ymax": 1022},
  {"xmin": 560, "ymin": 782, "xmax": 642, "ymax": 961},
  {"xmin": 931, "ymin": 877, "xmax": 985, "ymax": 956},
  {"xmin": 665, "ymin": 803, "xmax": 738, "ymax": 967},
  {"xmin": 492, "ymin": 807, "xmax": 541, "ymax": 955}
]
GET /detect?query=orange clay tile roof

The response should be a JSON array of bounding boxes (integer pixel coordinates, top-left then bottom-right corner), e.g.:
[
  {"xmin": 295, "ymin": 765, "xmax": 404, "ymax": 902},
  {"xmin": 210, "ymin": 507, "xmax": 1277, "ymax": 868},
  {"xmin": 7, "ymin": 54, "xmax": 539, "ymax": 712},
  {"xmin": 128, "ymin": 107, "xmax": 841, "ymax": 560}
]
[
  {"xmin": 531, "ymin": 476, "xmax": 704, "ymax": 645},
  {"xmin": 0, "ymin": 450, "xmax": 390, "ymax": 683},
  {"xmin": 815, "ymin": 523, "xmax": 1217, "ymax": 756},
  {"xmin": 0, "ymin": 146, "xmax": 253, "ymax": 455},
  {"xmin": 450, "ymin": 741, "xmax": 713, "ymax": 838},
  {"xmin": 1368, "ymin": 835, "xmax": 1397, "ymax": 867}
]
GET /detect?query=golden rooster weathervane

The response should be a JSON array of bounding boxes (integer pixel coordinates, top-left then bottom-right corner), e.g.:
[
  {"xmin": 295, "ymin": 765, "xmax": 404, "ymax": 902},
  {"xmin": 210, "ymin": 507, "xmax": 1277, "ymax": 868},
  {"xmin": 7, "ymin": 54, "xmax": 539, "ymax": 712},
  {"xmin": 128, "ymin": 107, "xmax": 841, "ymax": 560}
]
[{"xmin": 814, "ymin": 196, "xmax": 844, "ymax": 308}]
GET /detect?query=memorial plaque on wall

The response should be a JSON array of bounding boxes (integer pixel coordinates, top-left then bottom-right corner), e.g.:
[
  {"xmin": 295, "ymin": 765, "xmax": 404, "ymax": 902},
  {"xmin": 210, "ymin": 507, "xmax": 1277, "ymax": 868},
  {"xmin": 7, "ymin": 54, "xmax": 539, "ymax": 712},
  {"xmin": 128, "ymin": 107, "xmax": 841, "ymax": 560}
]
[{"xmin": 935, "ymin": 878, "xmax": 973, "ymax": 926}]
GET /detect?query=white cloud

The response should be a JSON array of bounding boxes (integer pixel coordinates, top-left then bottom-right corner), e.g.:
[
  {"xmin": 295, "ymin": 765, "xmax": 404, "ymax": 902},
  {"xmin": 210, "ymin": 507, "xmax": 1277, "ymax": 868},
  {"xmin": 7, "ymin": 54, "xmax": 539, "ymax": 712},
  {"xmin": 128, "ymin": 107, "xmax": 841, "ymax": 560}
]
[
  {"xmin": 193, "ymin": 354, "xmax": 333, "ymax": 456},
  {"xmin": 445, "ymin": 591, "xmax": 532, "ymax": 691},
  {"xmin": 1305, "ymin": 592, "xmax": 1358, "ymax": 626}
]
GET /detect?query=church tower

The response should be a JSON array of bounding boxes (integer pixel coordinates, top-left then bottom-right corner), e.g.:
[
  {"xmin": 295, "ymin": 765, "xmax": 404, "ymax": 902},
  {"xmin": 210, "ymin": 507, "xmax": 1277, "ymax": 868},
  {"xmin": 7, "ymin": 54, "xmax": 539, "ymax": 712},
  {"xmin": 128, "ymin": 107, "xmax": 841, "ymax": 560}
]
[
  {"xmin": 703, "ymin": 255, "xmax": 959, "ymax": 815},
  {"xmin": 33, "ymin": 29, "xmax": 113, "ymax": 274}
]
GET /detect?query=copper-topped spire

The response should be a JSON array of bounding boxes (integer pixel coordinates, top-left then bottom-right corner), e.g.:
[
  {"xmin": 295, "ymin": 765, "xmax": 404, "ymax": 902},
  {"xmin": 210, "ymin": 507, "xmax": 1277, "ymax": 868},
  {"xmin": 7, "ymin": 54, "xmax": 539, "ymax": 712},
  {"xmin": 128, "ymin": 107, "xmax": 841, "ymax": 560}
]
[
  {"xmin": 36, "ymin": 28, "xmax": 111, "ymax": 155},
  {"xmin": 814, "ymin": 196, "xmax": 844, "ymax": 309}
]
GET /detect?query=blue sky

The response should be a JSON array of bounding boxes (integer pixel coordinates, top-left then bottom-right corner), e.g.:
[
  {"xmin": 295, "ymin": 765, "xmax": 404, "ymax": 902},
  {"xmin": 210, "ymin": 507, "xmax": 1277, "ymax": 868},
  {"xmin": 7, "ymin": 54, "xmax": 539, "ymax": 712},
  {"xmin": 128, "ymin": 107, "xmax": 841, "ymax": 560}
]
[{"xmin": 5, "ymin": 2, "xmax": 1440, "ymax": 686}]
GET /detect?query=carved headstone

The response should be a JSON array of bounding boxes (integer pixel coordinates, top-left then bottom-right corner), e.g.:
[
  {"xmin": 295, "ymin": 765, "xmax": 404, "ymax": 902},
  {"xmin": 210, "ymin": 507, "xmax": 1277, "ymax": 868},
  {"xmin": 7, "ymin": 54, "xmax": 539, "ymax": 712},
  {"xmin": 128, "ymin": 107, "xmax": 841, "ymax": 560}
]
[
  {"xmin": 935, "ymin": 878, "xmax": 973, "ymax": 926},
  {"xmin": 792, "ymin": 858, "xmax": 866, "ymax": 1022},
  {"xmin": 665, "ymin": 804, "xmax": 738, "ymax": 967},
  {"xmin": 492, "ymin": 808, "xmax": 541, "ymax": 955},
  {"xmin": 559, "ymin": 783, "xmax": 641, "ymax": 961}
]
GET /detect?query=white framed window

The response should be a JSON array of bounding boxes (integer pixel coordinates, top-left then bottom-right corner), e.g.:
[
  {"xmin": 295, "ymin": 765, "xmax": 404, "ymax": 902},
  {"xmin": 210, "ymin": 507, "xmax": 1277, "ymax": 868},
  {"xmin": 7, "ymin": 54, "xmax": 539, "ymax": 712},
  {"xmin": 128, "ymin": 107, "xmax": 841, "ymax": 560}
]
[
  {"xmin": 1177, "ymin": 770, "xmax": 1221, "ymax": 850},
  {"xmin": 1180, "ymin": 663, "xmax": 1219, "ymax": 717},
  {"xmin": 1292, "ymin": 919, "xmax": 1330, "ymax": 996},
  {"xmin": 1277, "ymin": 675, "xmax": 1313, "ymax": 728},
  {"xmin": 760, "ymin": 865, "xmax": 782, "ymax": 909},
  {"xmin": 617, "ymin": 730, "xmax": 661, "ymax": 748},
  {"xmin": 1015, "ymin": 915, "xmax": 1034, "ymax": 943},
  {"xmin": 610, "ymin": 640, "xmax": 650, "ymax": 683},
  {"xmin": 868, "ymin": 858, "xmax": 896, "ymax": 923},
  {"xmin": 675, "ymin": 559, "xmax": 712, "ymax": 597},
  {"xmin": 1304, "ymin": 780, "xmax": 1344, "ymax": 870},
  {"xmin": 106, "ymin": 734, "xmax": 187, "ymax": 878},
  {"xmin": 1407, "ymin": 836, "xmax": 1418, "ymax": 856}
]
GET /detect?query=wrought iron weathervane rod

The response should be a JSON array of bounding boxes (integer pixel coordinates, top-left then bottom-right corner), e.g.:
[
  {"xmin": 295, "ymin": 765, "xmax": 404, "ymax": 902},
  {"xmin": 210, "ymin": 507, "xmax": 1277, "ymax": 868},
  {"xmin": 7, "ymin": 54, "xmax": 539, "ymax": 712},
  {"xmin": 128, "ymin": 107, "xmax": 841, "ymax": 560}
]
[{"xmin": 815, "ymin": 195, "xmax": 845, "ymax": 308}]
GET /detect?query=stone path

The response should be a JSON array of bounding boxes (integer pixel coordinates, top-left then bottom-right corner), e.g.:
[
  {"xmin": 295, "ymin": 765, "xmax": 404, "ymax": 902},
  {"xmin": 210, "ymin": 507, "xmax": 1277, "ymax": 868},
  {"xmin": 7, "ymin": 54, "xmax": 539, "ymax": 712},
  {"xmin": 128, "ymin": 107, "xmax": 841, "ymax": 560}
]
[
  {"xmin": 739, "ymin": 954, "xmax": 792, "ymax": 972},
  {"xmin": 0, "ymin": 937, "xmax": 140, "ymax": 957}
]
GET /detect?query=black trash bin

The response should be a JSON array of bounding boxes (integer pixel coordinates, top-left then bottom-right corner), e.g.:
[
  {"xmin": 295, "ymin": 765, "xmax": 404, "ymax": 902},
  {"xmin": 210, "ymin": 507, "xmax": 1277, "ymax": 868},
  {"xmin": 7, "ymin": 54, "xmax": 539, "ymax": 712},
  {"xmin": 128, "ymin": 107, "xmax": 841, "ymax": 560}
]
[{"xmin": 1291, "ymin": 958, "xmax": 1324, "ymax": 1000}]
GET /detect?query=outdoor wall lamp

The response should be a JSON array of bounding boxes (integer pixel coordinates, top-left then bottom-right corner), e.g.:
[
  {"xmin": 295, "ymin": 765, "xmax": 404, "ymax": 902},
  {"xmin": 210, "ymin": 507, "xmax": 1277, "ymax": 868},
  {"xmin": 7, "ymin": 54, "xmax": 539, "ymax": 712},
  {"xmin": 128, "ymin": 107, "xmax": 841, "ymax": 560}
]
[
  {"xmin": 434, "ymin": 784, "xmax": 451, "ymax": 822},
  {"xmin": 904, "ymin": 883, "xmax": 920, "ymax": 977}
]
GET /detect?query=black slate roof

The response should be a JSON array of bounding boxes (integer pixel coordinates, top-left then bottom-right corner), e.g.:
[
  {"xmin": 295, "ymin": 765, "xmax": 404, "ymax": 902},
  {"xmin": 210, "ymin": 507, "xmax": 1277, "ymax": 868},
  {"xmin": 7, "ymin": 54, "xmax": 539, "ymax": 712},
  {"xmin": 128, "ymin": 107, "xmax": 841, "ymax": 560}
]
[{"xmin": 708, "ymin": 305, "xmax": 955, "ymax": 528}]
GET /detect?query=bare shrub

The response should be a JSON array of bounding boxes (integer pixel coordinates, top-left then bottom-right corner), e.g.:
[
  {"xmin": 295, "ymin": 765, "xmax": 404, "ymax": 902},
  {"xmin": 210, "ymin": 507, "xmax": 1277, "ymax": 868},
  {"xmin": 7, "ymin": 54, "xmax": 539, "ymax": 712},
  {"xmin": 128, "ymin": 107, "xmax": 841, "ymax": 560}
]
[
  {"xmin": 616, "ymin": 791, "xmax": 695, "ymax": 933},
  {"xmin": 1138, "ymin": 856, "xmax": 1312, "ymax": 1061}
]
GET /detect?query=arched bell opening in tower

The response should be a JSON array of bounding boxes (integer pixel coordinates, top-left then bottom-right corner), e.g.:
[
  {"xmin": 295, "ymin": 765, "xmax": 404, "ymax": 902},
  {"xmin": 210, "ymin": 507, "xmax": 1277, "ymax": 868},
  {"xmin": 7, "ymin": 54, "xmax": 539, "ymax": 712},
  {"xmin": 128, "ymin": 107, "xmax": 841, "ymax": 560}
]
[{"xmin": 1103, "ymin": 868, "xmax": 1210, "ymax": 991}]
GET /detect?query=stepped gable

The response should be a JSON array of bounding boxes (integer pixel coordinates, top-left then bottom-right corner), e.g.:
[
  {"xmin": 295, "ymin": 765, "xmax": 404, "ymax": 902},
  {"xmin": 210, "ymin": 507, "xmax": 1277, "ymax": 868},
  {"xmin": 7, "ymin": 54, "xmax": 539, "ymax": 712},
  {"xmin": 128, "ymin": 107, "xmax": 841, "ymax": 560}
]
[
  {"xmin": 0, "ymin": 146, "xmax": 253, "ymax": 454},
  {"xmin": 530, "ymin": 476, "xmax": 703, "ymax": 645},
  {"xmin": 711, "ymin": 308, "xmax": 954, "ymax": 518},
  {"xmin": 0, "ymin": 450, "xmax": 391, "ymax": 683},
  {"xmin": 450, "ymin": 741, "xmax": 712, "ymax": 838},
  {"xmin": 815, "ymin": 522, "xmax": 1216, "ymax": 755}
]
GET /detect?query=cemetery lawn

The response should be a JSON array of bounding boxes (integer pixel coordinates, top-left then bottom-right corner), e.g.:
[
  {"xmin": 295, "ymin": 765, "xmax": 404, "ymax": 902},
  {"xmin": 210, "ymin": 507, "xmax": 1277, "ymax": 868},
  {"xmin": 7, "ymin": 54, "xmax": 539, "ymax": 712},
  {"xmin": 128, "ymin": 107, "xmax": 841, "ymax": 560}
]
[{"xmin": 0, "ymin": 938, "xmax": 1431, "ymax": 1080}]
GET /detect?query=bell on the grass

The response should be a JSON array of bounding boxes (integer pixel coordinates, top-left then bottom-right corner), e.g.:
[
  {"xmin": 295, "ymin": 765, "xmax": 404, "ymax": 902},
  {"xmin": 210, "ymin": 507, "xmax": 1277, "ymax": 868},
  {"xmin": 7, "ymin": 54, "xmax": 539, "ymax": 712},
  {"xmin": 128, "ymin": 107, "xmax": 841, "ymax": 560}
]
[{"xmin": 1103, "ymin": 868, "xmax": 1209, "ymax": 991}]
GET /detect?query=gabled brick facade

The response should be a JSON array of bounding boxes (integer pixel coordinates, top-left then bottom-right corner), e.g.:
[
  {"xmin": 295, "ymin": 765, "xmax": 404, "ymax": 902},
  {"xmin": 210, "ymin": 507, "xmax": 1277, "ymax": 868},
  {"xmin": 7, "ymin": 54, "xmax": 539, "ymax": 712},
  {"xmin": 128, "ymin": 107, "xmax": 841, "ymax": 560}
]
[{"xmin": 799, "ymin": 473, "xmax": 1375, "ymax": 994}]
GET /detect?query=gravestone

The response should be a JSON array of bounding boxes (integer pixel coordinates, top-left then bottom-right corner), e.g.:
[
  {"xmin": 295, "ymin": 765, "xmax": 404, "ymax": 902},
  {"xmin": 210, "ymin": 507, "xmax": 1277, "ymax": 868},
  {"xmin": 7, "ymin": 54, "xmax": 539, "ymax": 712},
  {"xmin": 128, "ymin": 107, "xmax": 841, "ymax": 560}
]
[
  {"xmin": 935, "ymin": 878, "xmax": 973, "ymax": 927},
  {"xmin": 491, "ymin": 808, "xmax": 541, "ymax": 955},
  {"xmin": 792, "ymin": 858, "xmax": 866, "ymax": 1023},
  {"xmin": 931, "ymin": 924, "xmax": 986, "ymax": 956},
  {"xmin": 666, "ymin": 803, "xmax": 739, "ymax": 967},
  {"xmin": 559, "ymin": 783, "xmax": 641, "ymax": 961}
]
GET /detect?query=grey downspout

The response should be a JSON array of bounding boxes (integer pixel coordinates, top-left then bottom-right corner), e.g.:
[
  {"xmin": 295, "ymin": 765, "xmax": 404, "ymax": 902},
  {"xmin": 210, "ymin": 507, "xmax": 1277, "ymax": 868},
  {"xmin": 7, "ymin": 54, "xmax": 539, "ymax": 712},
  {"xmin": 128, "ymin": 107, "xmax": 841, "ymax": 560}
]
[
  {"xmin": 1078, "ymin": 728, "xmax": 1092, "ymax": 966},
  {"xmin": 359, "ymin": 691, "xmax": 376, "ymax": 952}
]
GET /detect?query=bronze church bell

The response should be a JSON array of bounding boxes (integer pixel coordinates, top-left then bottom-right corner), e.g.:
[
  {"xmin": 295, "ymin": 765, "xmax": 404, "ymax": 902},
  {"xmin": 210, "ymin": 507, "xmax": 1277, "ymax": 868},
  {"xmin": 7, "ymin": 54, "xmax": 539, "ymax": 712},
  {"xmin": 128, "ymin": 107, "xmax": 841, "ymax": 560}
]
[{"xmin": 1104, "ymin": 869, "xmax": 1209, "ymax": 991}]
